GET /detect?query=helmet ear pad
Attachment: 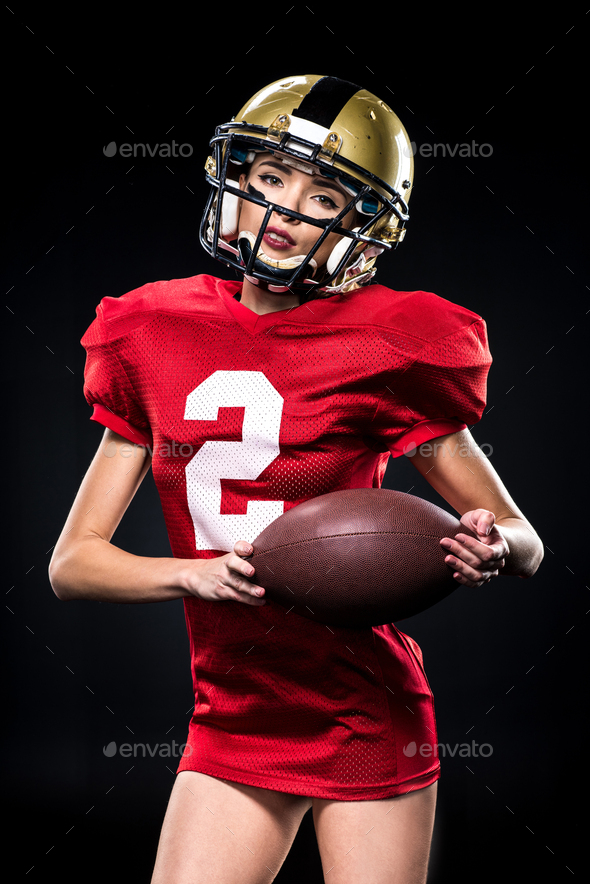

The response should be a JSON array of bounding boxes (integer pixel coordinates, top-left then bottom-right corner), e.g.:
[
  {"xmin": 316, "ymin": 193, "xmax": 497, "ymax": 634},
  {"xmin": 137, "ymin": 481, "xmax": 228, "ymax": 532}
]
[
  {"xmin": 326, "ymin": 228, "xmax": 362, "ymax": 275},
  {"xmin": 220, "ymin": 170, "xmax": 260, "ymax": 242},
  {"xmin": 324, "ymin": 207, "xmax": 366, "ymax": 275},
  {"xmin": 219, "ymin": 179, "xmax": 241, "ymax": 240}
]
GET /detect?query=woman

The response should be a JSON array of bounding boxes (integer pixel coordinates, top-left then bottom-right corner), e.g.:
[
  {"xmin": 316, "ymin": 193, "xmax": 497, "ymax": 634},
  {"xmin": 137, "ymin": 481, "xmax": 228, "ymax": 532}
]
[{"xmin": 49, "ymin": 75, "xmax": 543, "ymax": 883}]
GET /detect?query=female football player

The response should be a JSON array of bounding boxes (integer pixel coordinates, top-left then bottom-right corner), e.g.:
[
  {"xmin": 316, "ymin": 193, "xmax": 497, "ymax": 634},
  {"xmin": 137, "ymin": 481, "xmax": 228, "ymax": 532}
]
[{"xmin": 49, "ymin": 75, "xmax": 543, "ymax": 883}]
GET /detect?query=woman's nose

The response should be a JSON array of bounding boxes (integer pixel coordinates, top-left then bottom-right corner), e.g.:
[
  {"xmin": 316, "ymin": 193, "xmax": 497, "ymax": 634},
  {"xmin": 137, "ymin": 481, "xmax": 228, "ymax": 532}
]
[
  {"xmin": 273, "ymin": 189, "xmax": 302, "ymax": 222},
  {"xmin": 273, "ymin": 207, "xmax": 300, "ymax": 225}
]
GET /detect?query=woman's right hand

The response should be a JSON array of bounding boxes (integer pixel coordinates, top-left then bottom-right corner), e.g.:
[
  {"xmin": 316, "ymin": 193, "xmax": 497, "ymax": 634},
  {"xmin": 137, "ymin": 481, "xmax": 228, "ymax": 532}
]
[
  {"xmin": 188, "ymin": 541, "xmax": 267, "ymax": 606},
  {"xmin": 49, "ymin": 429, "xmax": 267, "ymax": 607}
]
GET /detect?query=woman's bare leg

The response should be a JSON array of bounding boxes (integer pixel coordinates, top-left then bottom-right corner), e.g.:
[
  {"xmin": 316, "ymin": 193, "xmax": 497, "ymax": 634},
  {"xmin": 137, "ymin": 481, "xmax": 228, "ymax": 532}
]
[
  {"xmin": 311, "ymin": 781, "xmax": 438, "ymax": 883},
  {"xmin": 151, "ymin": 770, "xmax": 312, "ymax": 884}
]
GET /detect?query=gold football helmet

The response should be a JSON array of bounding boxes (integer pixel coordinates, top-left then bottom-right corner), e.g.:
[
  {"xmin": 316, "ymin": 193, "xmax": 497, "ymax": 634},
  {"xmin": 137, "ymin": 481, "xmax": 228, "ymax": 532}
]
[{"xmin": 201, "ymin": 74, "xmax": 413, "ymax": 299}]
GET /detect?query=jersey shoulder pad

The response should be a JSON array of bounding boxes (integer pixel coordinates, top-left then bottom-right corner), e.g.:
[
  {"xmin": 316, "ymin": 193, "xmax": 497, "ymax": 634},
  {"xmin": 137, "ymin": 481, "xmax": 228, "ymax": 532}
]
[
  {"xmin": 81, "ymin": 274, "xmax": 222, "ymax": 345},
  {"xmin": 328, "ymin": 283, "xmax": 484, "ymax": 343}
]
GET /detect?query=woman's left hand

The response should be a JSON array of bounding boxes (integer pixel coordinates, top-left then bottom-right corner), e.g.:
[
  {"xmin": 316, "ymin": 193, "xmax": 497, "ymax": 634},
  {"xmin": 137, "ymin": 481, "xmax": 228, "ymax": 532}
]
[{"xmin": 439, "ymin": 508, "xmax": 510, "ymax": 588}]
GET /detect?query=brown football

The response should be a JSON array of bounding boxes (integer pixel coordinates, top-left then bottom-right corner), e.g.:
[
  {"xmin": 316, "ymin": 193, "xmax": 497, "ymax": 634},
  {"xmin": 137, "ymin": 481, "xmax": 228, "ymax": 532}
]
[{"xmin": 247, "ymin": 489, "xmax": 476, "ymax": 628}]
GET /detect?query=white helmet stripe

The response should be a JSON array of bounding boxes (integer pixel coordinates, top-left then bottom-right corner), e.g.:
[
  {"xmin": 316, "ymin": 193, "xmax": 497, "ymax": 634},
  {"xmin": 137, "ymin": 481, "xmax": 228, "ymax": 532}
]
[{"xmin": 284, "ymin": 115, "xmax": 332, "ymax": 148}]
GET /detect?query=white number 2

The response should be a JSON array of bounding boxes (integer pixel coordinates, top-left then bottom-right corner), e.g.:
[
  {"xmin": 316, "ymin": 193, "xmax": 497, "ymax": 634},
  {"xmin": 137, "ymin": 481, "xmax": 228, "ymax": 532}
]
[{"xmin": 184, "ymin": 370, "xmax": 285, "ymax": 551}]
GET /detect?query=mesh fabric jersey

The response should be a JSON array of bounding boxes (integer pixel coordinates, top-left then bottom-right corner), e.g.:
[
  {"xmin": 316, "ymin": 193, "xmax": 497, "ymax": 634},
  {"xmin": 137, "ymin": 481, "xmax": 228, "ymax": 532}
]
[{"xmin": 81, "ymin": 274, "xmax": 491, "ymax": 800}]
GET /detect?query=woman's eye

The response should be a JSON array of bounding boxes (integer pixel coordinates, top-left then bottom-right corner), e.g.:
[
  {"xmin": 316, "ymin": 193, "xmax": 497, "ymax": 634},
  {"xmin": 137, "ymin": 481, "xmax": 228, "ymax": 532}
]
[
  {"xmin": 258, "ymin": 174, "xmax": 282, "ymax": 187},
  {"xmin": 314, "ymin": 194, "xmax": 338, "ymax": 210}
]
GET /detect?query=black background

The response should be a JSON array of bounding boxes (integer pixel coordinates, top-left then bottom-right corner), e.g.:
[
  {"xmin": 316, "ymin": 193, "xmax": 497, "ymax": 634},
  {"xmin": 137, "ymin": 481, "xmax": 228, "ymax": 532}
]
[{"xmin": 4, "ymin": 2, "xmax": 588, "ymax": 881}]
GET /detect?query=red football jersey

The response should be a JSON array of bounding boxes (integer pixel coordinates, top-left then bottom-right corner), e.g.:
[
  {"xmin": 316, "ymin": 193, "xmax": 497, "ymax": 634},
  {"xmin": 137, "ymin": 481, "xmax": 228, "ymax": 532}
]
[{"xmin": 81, "ymin": 274, "xmax": 491, "ymax": 799}]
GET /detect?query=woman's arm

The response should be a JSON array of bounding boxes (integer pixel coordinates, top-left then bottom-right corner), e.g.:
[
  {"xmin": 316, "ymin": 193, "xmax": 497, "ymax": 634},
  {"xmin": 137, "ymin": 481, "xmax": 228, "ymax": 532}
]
[
  {"xmin": 48, "ymin": 429, "xmax": 266, "ymax": 606},
  {"xmin": 408, "ymin": 428, "xmax": 544, "ymax": 587}
]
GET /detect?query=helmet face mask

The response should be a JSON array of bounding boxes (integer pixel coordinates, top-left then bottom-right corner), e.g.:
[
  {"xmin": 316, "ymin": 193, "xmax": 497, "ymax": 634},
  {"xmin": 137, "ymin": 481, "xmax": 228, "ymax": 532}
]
[{"xmin": 200, "ymin": 75, "xmax": 413, "ymax": 300}]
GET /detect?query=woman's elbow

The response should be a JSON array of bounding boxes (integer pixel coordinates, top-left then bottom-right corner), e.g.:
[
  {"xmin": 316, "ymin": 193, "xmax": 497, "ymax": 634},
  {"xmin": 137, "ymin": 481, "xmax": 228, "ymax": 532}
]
[
  {"xmin": 520, "ymin": 532, "xmax": 545, "ymax": 579},
  {"xmin": 48, "ymin": 554, "xmax": 75, "ymax": 601},
  {"xmin": 532, "ymin": 541, "xmax": 545, "ymax": 577}
]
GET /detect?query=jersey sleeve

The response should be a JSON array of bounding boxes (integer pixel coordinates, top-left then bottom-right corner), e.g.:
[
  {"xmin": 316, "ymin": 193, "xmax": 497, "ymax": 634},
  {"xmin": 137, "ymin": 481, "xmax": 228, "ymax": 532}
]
[
  {"xmin": 81, "ymin": 304, "xmax": 152, "ymax": 447},
  {"xmin": 368, "ymin": 318, "xmax": 492, "ymax": 457}
]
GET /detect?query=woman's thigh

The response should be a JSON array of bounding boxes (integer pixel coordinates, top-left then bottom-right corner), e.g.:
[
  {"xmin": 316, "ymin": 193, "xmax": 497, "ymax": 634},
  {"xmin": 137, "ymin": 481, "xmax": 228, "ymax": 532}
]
[
  {"xmin": 151, "ymin": 770, "xmax": 313, "ymax": 884},
  {"xmin": 311, "ymin": 781, "xmax": 438, "ymax": 884}
]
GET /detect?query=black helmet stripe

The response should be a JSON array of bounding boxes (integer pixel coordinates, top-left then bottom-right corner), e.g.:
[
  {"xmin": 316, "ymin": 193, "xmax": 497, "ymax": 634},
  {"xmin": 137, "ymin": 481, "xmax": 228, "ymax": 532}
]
[{"xmin": 291, "ymin": 76, "xmax": 360, "ymax": 129}]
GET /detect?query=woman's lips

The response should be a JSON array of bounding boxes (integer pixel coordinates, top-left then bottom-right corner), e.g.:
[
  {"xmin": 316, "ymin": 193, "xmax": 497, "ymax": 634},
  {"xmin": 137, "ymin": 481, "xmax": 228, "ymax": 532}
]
[{"xmin": 262, "ymin": 227, "xmax": 296, "ymax": 250}]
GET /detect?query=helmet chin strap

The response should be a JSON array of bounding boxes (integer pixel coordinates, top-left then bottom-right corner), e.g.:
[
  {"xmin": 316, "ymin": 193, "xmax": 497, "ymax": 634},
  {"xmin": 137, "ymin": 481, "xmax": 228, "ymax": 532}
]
[{"xmin": 238, "ymin": 230, "xmax": 318, "ymax": 291}]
